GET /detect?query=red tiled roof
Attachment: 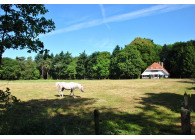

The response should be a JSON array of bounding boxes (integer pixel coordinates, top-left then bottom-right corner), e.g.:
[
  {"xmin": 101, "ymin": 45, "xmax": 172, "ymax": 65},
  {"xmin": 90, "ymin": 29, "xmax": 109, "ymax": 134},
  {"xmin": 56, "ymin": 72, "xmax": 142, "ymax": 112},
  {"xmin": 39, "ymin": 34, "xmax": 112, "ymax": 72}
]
[{"xmin": 146, "ymin": 62, "xmax": 170, "ymax": 75}]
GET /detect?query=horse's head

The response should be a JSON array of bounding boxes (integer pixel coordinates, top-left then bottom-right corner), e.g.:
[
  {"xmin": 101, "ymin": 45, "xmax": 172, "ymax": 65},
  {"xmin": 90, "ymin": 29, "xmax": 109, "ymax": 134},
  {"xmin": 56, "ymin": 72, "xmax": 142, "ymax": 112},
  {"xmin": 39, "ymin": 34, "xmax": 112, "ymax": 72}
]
[{"xmin": 80, "ymin": 85, "xmax": 84, "ymax": 92}]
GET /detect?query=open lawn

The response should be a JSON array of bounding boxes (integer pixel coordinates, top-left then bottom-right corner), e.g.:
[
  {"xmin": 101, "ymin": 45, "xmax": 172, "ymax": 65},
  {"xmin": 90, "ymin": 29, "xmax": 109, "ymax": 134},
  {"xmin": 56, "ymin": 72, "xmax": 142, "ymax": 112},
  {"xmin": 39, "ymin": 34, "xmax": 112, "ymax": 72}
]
[{"xmin": 0, "ymin": 79, "xmax": 195, "ymax": 135}]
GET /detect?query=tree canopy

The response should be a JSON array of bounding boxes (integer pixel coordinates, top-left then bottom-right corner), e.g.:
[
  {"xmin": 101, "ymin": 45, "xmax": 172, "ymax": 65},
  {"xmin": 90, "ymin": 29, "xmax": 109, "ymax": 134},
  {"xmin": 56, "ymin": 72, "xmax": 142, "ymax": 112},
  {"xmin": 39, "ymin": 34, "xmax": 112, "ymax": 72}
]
[
  {"xmin": 0, "ymin": 4, "xmax": 55, "ymax": 63},
  {"xmin": 130, "ymin": 37, "xmax": 160, "ymax": 70},
  {"xmin": 0, "ymin": 37, "xmax": 194, "ymax": 80}
]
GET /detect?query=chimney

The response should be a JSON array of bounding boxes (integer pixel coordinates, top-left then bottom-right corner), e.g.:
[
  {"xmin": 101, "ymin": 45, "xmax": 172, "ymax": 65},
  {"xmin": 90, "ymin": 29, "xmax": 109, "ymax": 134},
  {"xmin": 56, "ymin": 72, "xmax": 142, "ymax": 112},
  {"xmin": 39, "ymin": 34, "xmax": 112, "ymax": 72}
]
[{"xmin": 161, "ymin": 62, "xmax": 164, "ymax": 68}]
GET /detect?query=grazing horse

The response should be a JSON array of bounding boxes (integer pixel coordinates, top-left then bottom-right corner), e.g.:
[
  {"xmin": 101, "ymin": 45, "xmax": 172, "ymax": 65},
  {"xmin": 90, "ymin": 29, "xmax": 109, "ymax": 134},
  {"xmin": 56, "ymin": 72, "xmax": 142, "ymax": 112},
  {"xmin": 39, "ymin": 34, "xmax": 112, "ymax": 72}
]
[{"xmin": 56, "ymin": 82, "xmax": 84, "ymax": 97}]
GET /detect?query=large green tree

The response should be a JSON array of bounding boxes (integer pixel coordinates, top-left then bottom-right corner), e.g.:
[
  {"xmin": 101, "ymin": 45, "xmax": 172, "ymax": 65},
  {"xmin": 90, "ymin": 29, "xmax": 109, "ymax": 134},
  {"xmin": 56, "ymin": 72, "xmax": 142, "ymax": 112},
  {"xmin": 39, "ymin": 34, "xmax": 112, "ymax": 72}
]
[
  {"xmin": 35, "ymin": 51, "xmax": 52, "ymax": 79},
  {"xmin": 87, "ymin": 52, "xmax": 100, "ymax": 79},
  {"xmin": 76, "ymin": 51, "xmax": 88, "ymax": 79},
  {"xmin": 19, "ymin": 57, "xmax": 40, "ymax": 80},
  {"xmin": 0, "ymin": 57, "xmax": 21, "ymax": 80},
  {"xmin": 130, "ymin": 37, "xmax": 160, "ymax": 70},
  {"xmin": 51, "ymin": 51, "xmax": 73, "ymax": 79},
  {"xmin": 167, "ymin": 41, "xmax": 195, "ymax": 78},
  {"xmin": 87, "ymin": 51, "xmax": 111, "ymax": 79},
  {"xmin": 35, "ymin": 53, "xmax": 45, "ymax": 78},
  {"xmin": 95, "ymin": 51, "xmax": 111, "ymax": 79},
  {"xmin": 66, "ymin": 57, "xmax": 77, "ymax": 79},
  {"xmin": 0, "ymin": 4, "xmax": 55, "ymax": 63},
  {"xmin": 110, "ymin": 45, "xmax": 121, "ymax": 79},
  {"xmin": 116, "ymin": 45, "xmax": 144, "ymax": 79}
]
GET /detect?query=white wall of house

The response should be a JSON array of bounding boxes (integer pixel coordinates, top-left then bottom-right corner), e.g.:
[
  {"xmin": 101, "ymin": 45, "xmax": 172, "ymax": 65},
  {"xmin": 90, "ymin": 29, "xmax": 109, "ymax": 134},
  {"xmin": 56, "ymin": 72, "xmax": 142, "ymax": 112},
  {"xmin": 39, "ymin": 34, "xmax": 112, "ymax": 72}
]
[{"xmin": 141, "ymin": 70, "xmax": 169, "ymax": 79}]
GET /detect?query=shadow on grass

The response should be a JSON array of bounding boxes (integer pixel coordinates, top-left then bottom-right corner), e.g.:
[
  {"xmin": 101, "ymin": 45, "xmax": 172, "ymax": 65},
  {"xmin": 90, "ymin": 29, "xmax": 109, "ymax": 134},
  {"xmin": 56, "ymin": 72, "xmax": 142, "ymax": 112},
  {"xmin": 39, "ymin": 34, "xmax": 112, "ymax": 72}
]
[
  {"xmin": 99, "ymin": 92, "xmax": 195, "ymax": 135},
  {"xmin": 141, "ymin": 92, "xmax": 195, "ymax": 112},
  {"xmin": 176, "ymin": 80, "xmax": 195, "ymax": 84},
  {"xmin": 0, "ymin": 97, "xmax": 97, "ymax": 135},
  {"xmin": 54, "ymin": 94, "xmax": 82, "ymax": 98},
  {"xmin": 0, "ymin": 92, "xmax": 194, "ymax": 135}
]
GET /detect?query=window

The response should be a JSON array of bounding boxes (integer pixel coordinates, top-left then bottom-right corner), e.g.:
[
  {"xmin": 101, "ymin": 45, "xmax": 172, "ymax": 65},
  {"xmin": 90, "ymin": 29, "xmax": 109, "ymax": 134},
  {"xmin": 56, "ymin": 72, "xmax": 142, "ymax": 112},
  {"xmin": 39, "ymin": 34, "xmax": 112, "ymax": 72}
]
[{"xmin": 151, "ymin": 70, "xmax": 158, "ymax": 72}]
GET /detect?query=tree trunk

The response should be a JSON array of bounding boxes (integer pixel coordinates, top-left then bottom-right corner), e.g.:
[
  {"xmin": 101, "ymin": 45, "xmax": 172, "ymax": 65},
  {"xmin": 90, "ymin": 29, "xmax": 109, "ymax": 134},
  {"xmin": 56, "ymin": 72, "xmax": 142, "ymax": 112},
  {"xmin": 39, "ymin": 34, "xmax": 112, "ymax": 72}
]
[
  {"xmin": 0, "ymin": 52, "xmax": 3, "ymax": 66},
  {"xmin": 47, "ymin": 71, "xmax": 48, "ymax": 79},
  {"xmin": 0, "ymin": 35, "xmax": 5, "ymax": 65},
  {"xmin": 41, "ymin": 65, "xmax": 44, "ymax": 79},
  {"xmin": 0, "ymin": 10, "xmax": 7, "ymax": 65}
]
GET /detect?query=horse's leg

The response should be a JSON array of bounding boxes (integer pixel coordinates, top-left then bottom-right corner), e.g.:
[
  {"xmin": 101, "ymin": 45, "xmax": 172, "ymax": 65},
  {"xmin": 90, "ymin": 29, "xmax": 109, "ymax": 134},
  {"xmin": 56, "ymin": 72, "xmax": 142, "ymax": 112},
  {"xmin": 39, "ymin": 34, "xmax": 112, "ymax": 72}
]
[
  {"xmin": 70, "ymin": 89, "xmax": 72, "ymax": 96},
  {"xmin": 61, "ymin": 88, "xmax": 64, "ymax": 97},
  {"xmin": 72, "ymin": 89, "xmax": 75, "ymax": 96},
  {"xmin": 59, "ymin": 87, "xmax": 63, "ymax": 97},
  {"xmin": 59, "ymin": 88, "xmax": 61, "ymax": 97},
  {"xmin": 59, "ymin": 90, "xmax": 61, "ymax": 97}
]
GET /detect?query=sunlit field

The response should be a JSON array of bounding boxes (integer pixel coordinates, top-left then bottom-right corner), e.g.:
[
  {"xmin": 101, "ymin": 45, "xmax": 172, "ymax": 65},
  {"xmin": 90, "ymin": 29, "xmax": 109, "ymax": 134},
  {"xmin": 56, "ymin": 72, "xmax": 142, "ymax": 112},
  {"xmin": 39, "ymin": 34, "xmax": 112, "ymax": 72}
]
[{"xmin": 0, "ymin": 79, "xmax": 194, "ymax": 135}]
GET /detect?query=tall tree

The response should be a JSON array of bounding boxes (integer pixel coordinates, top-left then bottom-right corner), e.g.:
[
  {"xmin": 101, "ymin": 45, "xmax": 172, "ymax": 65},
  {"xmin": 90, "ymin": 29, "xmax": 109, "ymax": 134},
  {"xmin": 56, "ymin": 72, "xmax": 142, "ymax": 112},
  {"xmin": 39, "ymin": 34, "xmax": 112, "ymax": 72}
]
[
  {"xmin": 110, "ymin": 45, "xmax": 121, "ymax": 79},
  {"xmin": 130, "ymin": 37, "xmax": 159, "ymax": 70},
  {"xmin": 51, "ymin": 51, "xmax": 73, "ymax": 79},
  {"xmin": 76, "ymin": 51, "xmax": 88, "ymax": 79},
  {"xmin": 35, "ymin": 53, "xmax": 45, "ymax": 78},
  {"xmin": 159, "ymin": 44, "xmax": 172, "ymax": 63},
  {"xmin": 35, "ymin": 51, "xmax": 52, "ymax": 79},
  {"xmin": 44, "ymin": 58, "xmax": 52, "ymax": 79},
  {"xmin": 87, "ymin": 52, "xmax": 100, "ymax": 79},
  {"xmin": 0, "ymin": 4, "xmax": 55, "ymax": 64},
  {"xmin": 95, "ymin": 51, "xmax": 111, "ymax": 79},
  {"xmin": 66, "ymin": 57, "xmax": 77, "ymax": 79},
  {"xmin": 20, "ymin": 57, "xmax": 40, "ymax": 80},
  {"xmin": 168, "ymin": 41, "xmax": 195, "ymax": 78},
  {"xmin": 87, "ymin": 51, "xmax": 111, "ymax": 79},
  {"xmin": 183, "ymin": 41, "xmax": 195, "ymax": 78},
  {"xmin": 0, "ymin": 57, "xmax": 21, "ymax": 80},
  {"xmin": 116, "ymin": 45, "xmax": 144, "ymax": 79}
]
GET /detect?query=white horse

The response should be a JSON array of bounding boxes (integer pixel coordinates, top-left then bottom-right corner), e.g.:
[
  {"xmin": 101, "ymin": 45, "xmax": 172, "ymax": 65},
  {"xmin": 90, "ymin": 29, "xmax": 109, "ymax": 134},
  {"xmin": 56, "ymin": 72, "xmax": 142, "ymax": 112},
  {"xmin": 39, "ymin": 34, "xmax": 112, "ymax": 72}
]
[{"xmin": 56, "ymin": 82, "xmax": 84, "ymax": 97}]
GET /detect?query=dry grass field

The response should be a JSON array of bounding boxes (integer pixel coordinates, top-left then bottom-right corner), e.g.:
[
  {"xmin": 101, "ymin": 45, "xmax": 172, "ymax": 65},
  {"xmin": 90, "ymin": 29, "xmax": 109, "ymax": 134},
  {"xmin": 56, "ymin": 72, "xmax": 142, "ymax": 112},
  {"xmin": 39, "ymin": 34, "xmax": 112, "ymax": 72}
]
[{"xmin": 0, "ymin": 79, "xmax": 195, "ymax": 135}]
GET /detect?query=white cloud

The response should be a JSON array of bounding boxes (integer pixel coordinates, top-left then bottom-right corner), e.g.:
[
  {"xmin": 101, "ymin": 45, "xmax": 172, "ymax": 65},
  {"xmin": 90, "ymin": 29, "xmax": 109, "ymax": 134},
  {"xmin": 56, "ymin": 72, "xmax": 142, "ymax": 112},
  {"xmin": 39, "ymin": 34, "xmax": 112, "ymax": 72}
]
[
  {"xmin": 94, "ymin": 38, "xmax": 114, "ymax": 49},
  {"xmin": 80, "ymin": 37, "xmax": 114, "ymax": 49},
  {"xmin": 42, "ymin": 4, "xmax": 193, "ymax": 37},
  {"xmin": 65, "ymin": 16, "xmax": 91, "ymax": 25},
  {"xmin": 99, "ymin": 4, "xmax": 106, "ymax": 18},
  {"xmin": 99, "ymin": 4, "xmax": 111, "ymax": 30},
  {"xmin": 159, "ymin": 4, "xmax": 192, "ymax": 13}
]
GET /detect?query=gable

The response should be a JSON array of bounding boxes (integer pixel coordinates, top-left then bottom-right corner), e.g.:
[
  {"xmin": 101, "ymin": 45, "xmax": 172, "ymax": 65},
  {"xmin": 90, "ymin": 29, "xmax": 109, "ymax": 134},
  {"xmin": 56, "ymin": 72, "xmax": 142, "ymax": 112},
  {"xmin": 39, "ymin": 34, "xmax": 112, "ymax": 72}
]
[{"xmin": 142, "ymin": 62, "xmax": 170, "ymax": 75}]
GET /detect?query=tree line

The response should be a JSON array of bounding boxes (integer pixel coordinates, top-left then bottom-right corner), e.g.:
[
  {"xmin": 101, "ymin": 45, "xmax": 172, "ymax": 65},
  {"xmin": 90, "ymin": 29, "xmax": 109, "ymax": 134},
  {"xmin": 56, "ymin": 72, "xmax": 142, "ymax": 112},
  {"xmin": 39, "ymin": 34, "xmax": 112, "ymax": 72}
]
[{"xmin": 0, "ymin": 37, "xmax": 195, "ymax": 80}]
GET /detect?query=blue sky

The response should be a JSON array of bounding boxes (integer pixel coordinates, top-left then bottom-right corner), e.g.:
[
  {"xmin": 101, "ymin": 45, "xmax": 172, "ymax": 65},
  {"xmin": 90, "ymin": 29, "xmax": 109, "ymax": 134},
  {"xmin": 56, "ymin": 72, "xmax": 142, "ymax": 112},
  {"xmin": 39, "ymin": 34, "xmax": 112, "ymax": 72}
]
[{"xmin": 2, "ymin": 4, "xmax": 195, "ymax": 59}]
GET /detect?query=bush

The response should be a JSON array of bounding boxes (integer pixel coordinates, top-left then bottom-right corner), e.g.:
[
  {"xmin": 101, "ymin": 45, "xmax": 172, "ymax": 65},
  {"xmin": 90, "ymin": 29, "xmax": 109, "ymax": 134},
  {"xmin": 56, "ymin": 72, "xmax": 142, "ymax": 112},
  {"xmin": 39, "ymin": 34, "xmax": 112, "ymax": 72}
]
[{"xmin": 0, "ymin": 88, "xmax": 20, "ymax": 106}]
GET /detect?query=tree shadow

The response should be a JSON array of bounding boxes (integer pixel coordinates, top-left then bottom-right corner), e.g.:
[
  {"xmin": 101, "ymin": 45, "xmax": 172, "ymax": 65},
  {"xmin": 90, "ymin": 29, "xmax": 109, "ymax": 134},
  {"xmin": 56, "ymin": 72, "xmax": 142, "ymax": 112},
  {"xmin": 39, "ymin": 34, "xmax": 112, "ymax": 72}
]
[
  {"xmin": 188, "ymin": 87, "xmax": 195, "ymax": 91},
  {"xmin": 0, "ymin": 97, "xmax": 97, "ymax": 135},
  {"xmin": 98, "ymin": 92, "xmax": 195, "ymax": 135},
  {"xmin": 136, "ymin": 92, "xmax": 195, "ymax": 134},
  {"xmin": 99, "ymin": 108, "xmax": 180, "ymax": 135},
  {"xmin": 177, "ymin": 80, "xmax": 195, "ymax": 84},
  {"xmin": 139, "ymin": 92, "xmax": 184, "ymax": 112},
  {"xmin": 140, "ymin": 92, "xmax": 195, "ymax": 112}
]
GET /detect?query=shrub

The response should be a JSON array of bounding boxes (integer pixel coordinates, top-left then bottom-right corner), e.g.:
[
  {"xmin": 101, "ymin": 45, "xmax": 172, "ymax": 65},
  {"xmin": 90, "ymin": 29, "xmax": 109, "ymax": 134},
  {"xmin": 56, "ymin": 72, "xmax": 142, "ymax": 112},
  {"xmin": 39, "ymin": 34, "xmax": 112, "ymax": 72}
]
[{"xmin": 0, "ymin": 88, "xmax": 20, "ymax": 106}]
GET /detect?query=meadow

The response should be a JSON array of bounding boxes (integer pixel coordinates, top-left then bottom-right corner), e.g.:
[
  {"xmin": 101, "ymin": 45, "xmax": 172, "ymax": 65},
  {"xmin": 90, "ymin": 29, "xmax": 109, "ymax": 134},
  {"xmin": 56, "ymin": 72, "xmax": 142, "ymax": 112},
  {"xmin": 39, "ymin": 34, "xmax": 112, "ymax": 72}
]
[{"xmin": 0, "ymin": 79, "xmax": 194, "ymax": 135}]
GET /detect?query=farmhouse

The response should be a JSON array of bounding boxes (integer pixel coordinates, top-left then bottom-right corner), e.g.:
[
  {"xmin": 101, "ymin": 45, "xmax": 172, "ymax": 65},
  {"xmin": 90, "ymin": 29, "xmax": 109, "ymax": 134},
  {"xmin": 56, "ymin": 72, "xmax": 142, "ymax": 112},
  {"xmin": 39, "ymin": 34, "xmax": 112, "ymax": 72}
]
[{"xmin": 141, "ymin": 62, "xmax": 170, "ymax": 79}]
